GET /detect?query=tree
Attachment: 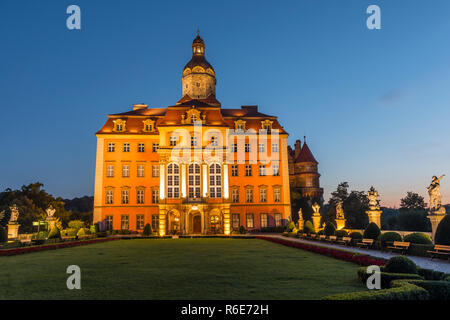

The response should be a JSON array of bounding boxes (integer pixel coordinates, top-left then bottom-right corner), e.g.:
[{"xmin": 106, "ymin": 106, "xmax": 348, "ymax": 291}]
[
  {"xmin": 398, "ymin": 192, "xmax": 429, "ymax": 232},
  {"xmin": 343, "ymin": 191, "xmax": 369, "ymax": 229},
  {"xmin": 400, "ymin": 192, "xmax": 426, "ymax": 210}
]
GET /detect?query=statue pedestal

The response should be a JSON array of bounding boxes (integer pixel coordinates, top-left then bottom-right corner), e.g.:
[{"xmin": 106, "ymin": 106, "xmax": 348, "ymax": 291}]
[
  {"xmin": 46, "ymin": 217, "xmax": 57, "ymax": 231},
  {"xmin": 428, "ymin": 207, "xmax": 446, "ymax": 242},
  {"xmin": 366, "ymin": 209, "xmax": 382, "ymax": 229},
  {"xmin": 311, "ymin": 214, "xmax": 321, "ymax": 232},
  {"xmin": 297, "ymin": 217, "xmax": 304, "ymax": 231},
  {"xmin": 7, "ymin": 223, "xmax": 20, "ymax": 241},
  {"xmin": 335, "ymin": 218, "xmax": 346, "ymax": 230}
]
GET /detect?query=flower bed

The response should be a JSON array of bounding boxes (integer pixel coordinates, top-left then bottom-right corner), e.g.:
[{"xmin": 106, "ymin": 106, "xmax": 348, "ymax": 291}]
[
  {"xmin": 257, "ymin": 236, "xmax": 386, "ymax": 266},
  {"xmin": 0, "ymin": 237, "xmax": 119, "ymax": 257}
]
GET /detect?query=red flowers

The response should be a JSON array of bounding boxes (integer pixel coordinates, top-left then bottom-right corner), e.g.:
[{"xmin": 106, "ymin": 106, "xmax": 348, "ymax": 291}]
[
  {"xmin": 0, "ymin": 238, "xmax": 119, "ymax": 257},
  {"xmin": 257, "ymin": 236, "xmax": 386, "ymax": 267}
]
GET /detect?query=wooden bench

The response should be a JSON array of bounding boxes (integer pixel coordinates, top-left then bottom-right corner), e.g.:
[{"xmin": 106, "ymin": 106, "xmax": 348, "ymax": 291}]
[
  {"xmin": 319, "ymin": 235, "xmax": 326, "ymax": 241},
  {"xmin": 301, "ymin": 233, "xmax": 307, "ymax": 239},
  {"xmin": 428, "ymin": 244, "xmax": 450, "ymax": 261},
  {"xmin": 357, "ymin": 239, "xmax": 374, "ymax": 249},
  {"xmin": 327, "ymin": 236, "xmax": 337, "ymax": 243},
  {"xmin": 336, "ymin": 237, "xmax": 352, "ymax": 246},
  {"xmin": 387, "ymin": 241, "xmax": 410, "ymax": 255}
]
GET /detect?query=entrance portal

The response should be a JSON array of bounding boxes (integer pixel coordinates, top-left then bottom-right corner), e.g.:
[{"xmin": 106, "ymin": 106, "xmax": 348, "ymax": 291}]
[{"xmin": 193, "ymin": 215, "xmax": 201, "ymax": 233}]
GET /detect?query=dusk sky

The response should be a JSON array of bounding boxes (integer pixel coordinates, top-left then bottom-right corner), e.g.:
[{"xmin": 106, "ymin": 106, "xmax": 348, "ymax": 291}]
[{"xmin": 1, "ymin": 0, "xmax": 450, "ymax": 207}]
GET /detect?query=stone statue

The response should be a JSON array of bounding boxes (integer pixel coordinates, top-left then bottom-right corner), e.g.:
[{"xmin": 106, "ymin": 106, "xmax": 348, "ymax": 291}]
[
  {"xmin": 367, "ymin": 186, "xmax": 380, "ymax": 210},
  {"xmin": 297, "ymin": 208, "xmax": 304, "ymax": 229},
  {"xmin": 312, "ymin": 202, "xmax": 320, "ymax": 215},
  {"xmin": 427, "ymin": 175, "xmax": 445, "ymax": 211},
  {"xmin": 46, "ymin": 206, "xmax": 56, "ymax": 218},
  {"xmin": 9, "ymin": 205, "xmax": 19, "ymax": 223},
  {"xmin": 336, "ymin": 202, "xmax": 345, "ymax": 219}
]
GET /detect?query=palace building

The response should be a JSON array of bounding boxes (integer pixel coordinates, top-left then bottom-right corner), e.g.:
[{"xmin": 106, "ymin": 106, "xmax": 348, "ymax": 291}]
[{"xmin": 93, "ymin": 34, "xmax": 292, "ymax": 235}]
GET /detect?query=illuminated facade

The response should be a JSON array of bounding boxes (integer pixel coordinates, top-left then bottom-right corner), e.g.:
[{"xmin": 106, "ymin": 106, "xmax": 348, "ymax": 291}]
[{"xmin": 93, "ymin": 34, "xmax": 291, "ymax": 235}]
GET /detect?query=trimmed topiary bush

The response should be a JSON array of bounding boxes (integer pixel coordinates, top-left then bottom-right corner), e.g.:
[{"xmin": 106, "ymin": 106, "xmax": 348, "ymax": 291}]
[
  {"xmin": 48, "ymin": 227, "xmax": 61, "ymax": 240},
  {"xmin": 68, "ymin": 220, "xmax": 85, "ymax": 232},
  {"xmin": 385, "ymin": 256, "xmax": 418, "ymax": 274},
  {"xmin": 303, "ymin": 220, "xmax": 315, "ymax": 234},
  {"xmin": 379, "ymin": 232, "xmax": 402, "ymax": 247},
  {"xmin": 142, "ymin": 223, "xmax": 152, "ymax": 236},
  {"xmin": 350, "ymin": 231, "xmax": 363, "ymax": 240},
  {"xmin": 324, "ymin": 222, "xmax": 336, "ymax": 236},
  {"xmin": 435, "ymin": 215, "xmax": 450, "ymax": 245},
  {"xmin": 285, "ymin": 221, "xmax": 295, "ymax": 232},
  {"xmin": 335, "ymin": 229, "xmax": 348, "ymax": 238},
  {"xmin": 404, "ymin": 232, "xmax": 433, "ymax": 245},
  {"xmin": 364, "ymin": 222, "xmax": 381, "ymax": 240}
]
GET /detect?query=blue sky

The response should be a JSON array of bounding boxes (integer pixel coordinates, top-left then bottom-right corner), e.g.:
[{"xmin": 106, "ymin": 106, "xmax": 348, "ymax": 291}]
[{"xmin": 1, "ymin": 0, "xmax": 450, "ymax": 207}]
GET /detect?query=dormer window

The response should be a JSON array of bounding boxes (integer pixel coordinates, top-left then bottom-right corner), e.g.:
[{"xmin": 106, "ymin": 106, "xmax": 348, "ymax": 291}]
[
  {"xmin": 184, "ymin": 107, "xmax": 202, "ymax": 125},
  {"xmin": 234, "ymin": 119, "xmax": 246, "ymax": 132},
  {"xmin": 143, "ymin": 119, "xmax": 155, "ymax": 132},
  {"xmin": 261, "ymin": 120, "xmax": 273, "ymax": 133},
  {"xmin": 113, "ymin": 119, "xmax": 126, "ymax": 132}
]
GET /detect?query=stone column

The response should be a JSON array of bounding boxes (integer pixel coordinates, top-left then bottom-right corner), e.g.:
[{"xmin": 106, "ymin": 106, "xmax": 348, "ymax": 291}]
[
  {"xmin": 311, "ymin": 214, "xmax": 321, "ymax": 233},
  {"xmin": 223, "ymin": 164, "xmax": 229, "ymax": 199},
  {"xmin": 366, "ymin": 209, "xmax": 382, "ymax": 229},
  {"xmin": 427, "ymin": 207, "xmax": 446, "ymax": 242},
  {"xmin": 202, "ymin": 164, "xmax": 208, "ymax": 198},
  {"xmin": 223, "ymin": 207, "xmax": 231, "ymax": 235},
  {"xmin": 7, "ymin": 223, "xmax": 20, "ymax": 241},
  {"xmin": 181, "ymin": 163, "xmax": 187, "ymax": 198},
  {"xmin": 159, "ymin": 209, "xmax": 166, "ymax": 237},
  {"xmin": 335, "ymin": 218, "xmax": 346, "ymax": 230},
  {"xmin": 159, "ymin": 164, "xmax": 165, "ymax": 200}
]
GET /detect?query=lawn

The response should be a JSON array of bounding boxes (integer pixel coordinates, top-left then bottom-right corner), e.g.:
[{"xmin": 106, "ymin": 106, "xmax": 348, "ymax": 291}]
[{"xmin": 0, "ymin": 238, "xmax": 365, "ymax": 299}]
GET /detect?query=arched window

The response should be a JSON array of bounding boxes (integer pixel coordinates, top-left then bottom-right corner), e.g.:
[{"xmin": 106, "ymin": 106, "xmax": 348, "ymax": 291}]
[
  {"xmin": 167, "ymin": 164, "xmax": 180, "ymax": 198},
  {"xmin": 188, "ymin": 164, "xmax": 201, "ymax": 199},
  {"xmin": 209, "ymin": 164, "xmax": 222, "ymax": 198}
]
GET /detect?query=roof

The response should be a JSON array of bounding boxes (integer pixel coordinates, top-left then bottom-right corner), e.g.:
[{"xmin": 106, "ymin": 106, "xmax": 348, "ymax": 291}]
[
  {"xmin": 177, "ymin": 94, "xmax": 221, "ymax": 106},
  {"xmin": 295, "ymin": 142, "xmax": 318, "ymax": 163},
  {"xmin": 183, "ymin": 55, "xmax": 214, "ymax": 71}
]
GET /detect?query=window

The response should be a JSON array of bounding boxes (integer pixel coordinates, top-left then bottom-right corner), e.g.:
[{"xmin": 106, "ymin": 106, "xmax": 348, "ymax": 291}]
[
  {"xmin": 275, "ymin": 213, "xmax": 282, "ymax": 227},
  {"xmin": 137, "ymin": 165, "xmax": 145, "ymax": 177},
  {"xmin": 115, "ymin": 123, "xmax": 124, "ymax": 132},
  {"xmin": 246, "ymin": 214, "xmax": 254, "ymax": 228},
  {"xmin": 167, "ymin": 163, "xmax": 180, "ymax": 198},
  {"xmin": 106, "ymin": 190, "xmax": 114, "ymax": 204},
  {"xmin": 121, "ymin": 190, "xmax": 129, "ymax": 204},
  {"xmin": 230, "ymin": 143, "xmax": 237, "ymax": 153},
  {"xmin": 106, "ymin": 165, "xmax": 114, "ymax": 177},
  {"xmin": 188, "ymin": 164, "xmax": 201, "ymax": 199},
  {"xmin": 232, "ymin": 214, "xmax": 240, "ymax": 230},
  {"xmin": 122, "ymin": 165, "xmax": 130, "ymax": 177},
  {"xmin": 121, "ymin": 215, "xmax": 129, "ymax": 230},
  {"xmin": 259, "ymin": 165, "xmax": 266, "ymax": 176},
  {"xmin": 191, "ymin": 136, "xmax": 197, "ymax": 147},
  {"xmin": 260, "ymin": 188, "xmax": 267, "ymax": 203},
  {"xmin": 145, "ymin": 123, "xmax": 153, "ymax": 132},
  {"xmin": 272, "ymin": 143, "xmax": 279, "ymax": 153},
  {"xmin": 138, "ymin": 143, "xmax": 145, "ymax": 152},
  {"xmin": 231, "ymin": 165, "xmax": 238, "ymax": 177},
  {"xmin": 232, "ymin": 189, "xmax": 239, "ymax": 203},
  {"xmin": 246, "ymin": 189, "xmax": 253, "ymax": 203},
  {"xmin": 137, "ymin": 189, "xmax": 144, "ymax": 204},
  {"xmin": 152, "ymin": 143, "xmax": 159, "ymax": 152},
  {"xmin": 274, "ymin": 188, "xmax": 281, "ymax": 203},
  {"xmin": 152, "ymin": 190, "xmax": 159, "ymax": 204},
  {"xmin": 105, "ymin": 215, "xmax": 113, "ymax": 230},
  {"xmin": 211, "ymin": 136, "xmax": 218, "ymax": 146},
  {"xmin": 258, "ymin": 143, "xmax": 265, "ymax": 153},
  {"xmin": 245, "ymin": 165, "xmax": 252, "ymax": 176},
  {"xmin": 108, "ymin": 143, "xmax": 115, "ymax": 152},
  {"xmin": 136, "ymin": 215, "xmax": 144, "ymax": 230},
  {"xmin": 273, "ymin": 164, "xmax": 280, "ymax": 176},
  {"xmin": 170, "ymin": 136, "xmax": 177, "ymax": 146},
  {"xmin": 209, "ymin": 164, "xmax": 222, "ymax": 198},
  {"xmin": 152, "ymin": 214, "xmax": 159, "ymax": 231},
  {"xmin": 123, "ymin": 143, "xmax": 130, "ymax": 152},
  {"xmin": 245, "ymin": 143, "xmax": 250, "ymax": 152},
  {"xmin": 152, "ymin": 165, "xmax": 159, "ymax": 177},
  {"xmin": 261, "ymin": 213, "xmax": 268, "ymax": 228}
]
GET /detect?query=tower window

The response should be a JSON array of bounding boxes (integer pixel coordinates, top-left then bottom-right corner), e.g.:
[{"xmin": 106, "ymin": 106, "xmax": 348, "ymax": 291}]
[{"xmin": 196, "ymin": 82, "xmax": 200, "ymax": 87}]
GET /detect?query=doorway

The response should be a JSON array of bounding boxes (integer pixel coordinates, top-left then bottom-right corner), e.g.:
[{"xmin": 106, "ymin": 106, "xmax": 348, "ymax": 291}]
[{"xmin": 193, "ymin": 215, "xmax": 201, "ymax": 233}]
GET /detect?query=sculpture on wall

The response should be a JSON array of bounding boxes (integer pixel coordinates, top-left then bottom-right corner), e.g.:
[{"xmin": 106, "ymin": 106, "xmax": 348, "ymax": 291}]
[
  {"xmin": 46, "ymin": 206, "xmax": 56, "ymax": 218},
  {"xmin": 8, "ymin": 205, "xmax": 19, "ymax": 224},
  {"xmin": 336, "ymin": 202, "xmax": 345, "ymax": 219},
  {"xmin": 427, "ymin": 175, "xmax": 445, "ymax": 211},
  {"xmin": 312, "ymin": 202, "xmax": 320, "ymax": 215},
  {"xmin": 367, "ymin": 186, "xmax": 380, "ymax": 210}
]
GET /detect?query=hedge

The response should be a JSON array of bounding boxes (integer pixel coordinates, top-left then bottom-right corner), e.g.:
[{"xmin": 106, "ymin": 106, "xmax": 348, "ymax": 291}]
[
  {"xmin": 436, "ymin": 215, "xmax": 450, "ymax": 245},
  {"xmin": 364, "ymin": 222, "xmax": 381, "ymax": 240},
  {"xmin": 357, "ymin": 266, "xmax": 423, "ymax": 288},
  {"xmin": 379, "ymin": 232, "xmax": 402, "ymax": 247},
  {"xmin": 323, "ymin": 279, "xmax": 429, "ymax": 300},
  {"xmin": 403, "ymin": 232, "xmax": 433, "ymax": 245},
  {"xmin": 408, "ymin": 280, "xmax": 450, "ymax": 300},
  {"xmin": 408, "ymin": 243, "xmax": 434, "ymax": 257}
]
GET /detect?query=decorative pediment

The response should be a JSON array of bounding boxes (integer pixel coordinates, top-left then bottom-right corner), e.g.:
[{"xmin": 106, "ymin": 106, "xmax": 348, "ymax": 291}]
[
  {"xmin": 234, "ymin": 119, "xmax": 246, "ymax": 131},
  {"xmin": 113, "ymin": 119, "xmax": 126, "ymax": 132},
  {"xmin": 143, "ymin": 119, "xmax": 155, "ymax": 132},
  {"xmin": 182, "ymin": 106, "xmax": 205, "ymax": 124},
  {"xmin": 261, "ymin": 119, "xmax": 273, "ymax": 131}
]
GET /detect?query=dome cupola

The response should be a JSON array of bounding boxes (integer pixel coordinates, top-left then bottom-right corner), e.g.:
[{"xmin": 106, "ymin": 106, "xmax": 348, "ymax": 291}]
[{"xmin": 181, "ymin": 31, "xmax": 216, "ymax": 100}]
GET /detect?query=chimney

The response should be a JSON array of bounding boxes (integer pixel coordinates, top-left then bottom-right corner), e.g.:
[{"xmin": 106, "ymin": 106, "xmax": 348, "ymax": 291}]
[
  {"xmin": 294, "ymin": 139, "xmax": 302, "ymax": 159},
  {"xmin": 133, "ymin": 103, "xmax": 148, "ymax": 111}
]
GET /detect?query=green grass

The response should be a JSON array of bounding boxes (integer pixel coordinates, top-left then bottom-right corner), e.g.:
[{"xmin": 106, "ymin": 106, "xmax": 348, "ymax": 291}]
[{"xmin": 0, "ymin": 238, "xmax": 365, "ymax": 299}]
